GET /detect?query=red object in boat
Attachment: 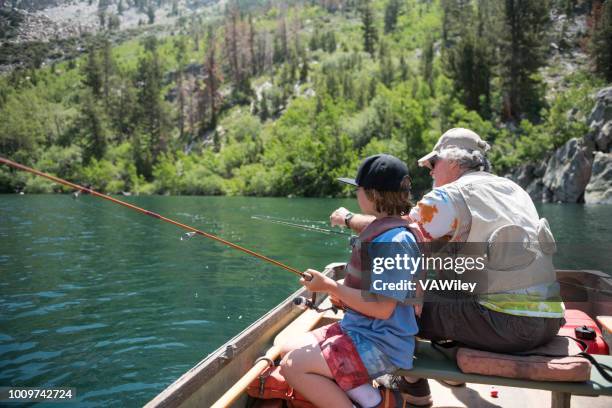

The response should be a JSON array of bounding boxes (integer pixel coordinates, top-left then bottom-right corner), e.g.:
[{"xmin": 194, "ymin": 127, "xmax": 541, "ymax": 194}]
[
  {"xmin": 490, "ymin": 390, "xmax": 498, "ymax": 398},
  {"xmin": 558, "ymin": 309, "xmax": 609, "ymax": 355}
]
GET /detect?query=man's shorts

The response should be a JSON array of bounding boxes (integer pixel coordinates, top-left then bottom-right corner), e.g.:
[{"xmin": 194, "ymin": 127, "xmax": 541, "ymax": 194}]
[
  {"xmin": 418, "ymin": 291, "xmax": 564, "ymax": 352},
  {"xmin": 311, "ymin": 322, "xmax": 397, "ymax": 391}
]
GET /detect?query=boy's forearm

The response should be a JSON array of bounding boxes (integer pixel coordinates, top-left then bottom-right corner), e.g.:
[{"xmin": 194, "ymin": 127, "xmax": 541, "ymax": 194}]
[
  {"xmin": 328, "ymin": 282, "xmax": 395, "ymax": 320},
  {"xmin": 347, "ymin": 214, "xmax": 376, "ymax": 233}
]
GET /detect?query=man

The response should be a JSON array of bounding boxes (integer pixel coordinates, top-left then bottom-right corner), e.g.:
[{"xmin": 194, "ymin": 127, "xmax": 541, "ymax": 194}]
[{"xmin": 330, "ymin": 128, "xmax": 564, "ymax": 405}]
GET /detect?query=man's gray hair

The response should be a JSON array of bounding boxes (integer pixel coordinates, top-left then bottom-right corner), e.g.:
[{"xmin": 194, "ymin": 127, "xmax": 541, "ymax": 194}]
[{"xmin": 438, "ymin": 145, "xmax": 492, "ymax": 172}]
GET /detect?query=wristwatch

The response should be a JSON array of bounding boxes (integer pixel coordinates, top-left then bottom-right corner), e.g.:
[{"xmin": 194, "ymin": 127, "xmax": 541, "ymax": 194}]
[{"xmin": 344, "ymin": 212, "xmax": 354, "ymax": 228}]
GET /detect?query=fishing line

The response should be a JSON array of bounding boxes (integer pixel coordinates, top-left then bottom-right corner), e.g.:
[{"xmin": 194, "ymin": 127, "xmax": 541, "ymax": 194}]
[
  {"xmin": 1, "ymin": 157, "xmax": 306, "ymax": 278},
  {"xmin": 251, "ymin": 215, "xmax": 351, "ymax": 236},
  {"xmin": 256, "ymin": 214, "xmax": 330, "ymax": 226}
]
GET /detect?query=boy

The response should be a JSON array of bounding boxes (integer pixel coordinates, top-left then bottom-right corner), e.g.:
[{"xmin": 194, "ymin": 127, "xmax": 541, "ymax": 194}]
[{"xmin": 280, "ymin": 154, "xmax": 424, "ymax": 408}]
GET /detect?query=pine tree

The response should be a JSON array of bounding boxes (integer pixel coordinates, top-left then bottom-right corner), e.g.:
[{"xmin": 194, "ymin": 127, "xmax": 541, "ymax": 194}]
[
  {"xmin": 278, "ymin": 17, "xmax": 288, "ymax": 63},
  {"xmin": 309, "ymin": 28, "xmax": 320, "ymax": 51},
  {"xmin": 256, "ymin": 32, "xmax": 267, "ymax": 73},
  {"xmin": 476, "ymin": 0, "xmax": 503, "ymax": 40},
  {"xmin": 325, "ymin": 31, "xmax": 337, "ymax": 53},
  {"xmin": 110, "ymin": 70, "xmax": 137, "ymax": 141},
  {"xmin": 564, "ymin": 0, "xmax": 576, "ymax": 19},
  {"xmin": 325, "ymin": 70, "xmax": 339, "ymax": 99},
  {"xmin": 82, "ymin": 44, "xmax": 103, "ymax": 97},
  {"xmin": 342, "ymin": 73, "xmax": 354, "ymax": 100},
  {"xmin": 107, "ymin": 13, "xmax": 120, "ymax": 30},
  {"xmin": 384, "ymin": 0, "xmax": 401, "ymax": 34},
  {"xmin": 590, "ymin": 0, "xmax": 612, "ymax": 81},
  {"xmin": 248, "ymin": 14, "xmax": 257, "ymax": 76},
  {"xmin": 368, "ymin": 76, "xmax": 377, "ymax": 101},
  {"xmin": 446, "ymin": 30, "xmax": 492, "ymax": 117},
  {"xmin": 79, "ymin": 92, "xmax": 108, "ymax": 164},
  {"xmin": 98, "ymin": 10, "xmax": 106, "ymax": 29},
  {"xmin": 176, "ymin": 71, "xmax": 186, "ymax": 141},
  {"xmin": 441, "ymin": 0, "xmax": 473, "ymax": 48},
  {"xmin": 399, "ymin": 53, "xmax": 410, "ymax": 81},
  {"xmin": 134, "ymin": 36, "xmax": 168, "ymax": 166},
  {"xmin": 290, "ymin": 58, "xmax": 298, "ymax": 84},
  {"xmin": 379, "ymin": 40, "xmax": 394, "ymax": 86},
  {"xmin": 147, "ymin": 4, "xmax": 155, "ymax": 24},
  {"xmin": 279, "ymin": 63, "xmax": 290, "ymax": 89},
  {"xmin": 291, "ymin": 15, "xmax": 303, "ymax": 58},
  {"xmin": 212, "ymin": 128, "xmax": 221, "ymax": 152},
  {"xmin": 360, "ymin": 0, "xmax": 378, "ymax": 57},
  {"xmin": 259, "ymin": 93, "xmax": 270, "ymax": 121},
  {"xmin": 421, "ymin": 35, "xmax": 434, "ymax": 93},
  {"xmin": 499, "ymin": 0, "xmax": 551, "ymax": 121},
  {"xmin": 174, "ymin": 36, "xmax": 187, "ymax": 69},
  {"xmin": 224, "ymin": 4, "xmax": 245, "ymax": 94},
  {"xmin": 300, "ymin": 57, "xmax": 309, "ymax": 82},
  {"xmin": 192, "ymin": 16, "xmax": 202, "ymax": 51},
  {"xmin": 201, "ymin": 34, "xmax": 223, "ymax": 131},
  {"xmin": 101, "ymin": 37, "xmax": 115, "ymax": 108}
]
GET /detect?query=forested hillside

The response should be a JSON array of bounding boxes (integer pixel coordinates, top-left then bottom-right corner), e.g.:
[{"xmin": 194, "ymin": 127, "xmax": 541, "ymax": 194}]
[{"xmin": 0, "ymin": 0, "xmax": 610, "ymax": 198}]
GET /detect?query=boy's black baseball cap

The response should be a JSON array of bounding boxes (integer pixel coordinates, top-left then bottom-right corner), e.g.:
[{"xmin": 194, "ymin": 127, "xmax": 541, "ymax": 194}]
[{"xmin": 338, "ymin": 154, "xmax": 410, "ymax": 192}]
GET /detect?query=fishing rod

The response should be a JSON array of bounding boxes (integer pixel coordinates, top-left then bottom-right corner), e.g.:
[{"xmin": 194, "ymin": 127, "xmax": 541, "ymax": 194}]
[
  {"xmin": 251, "ymin": 215, "xmax": 351, "ymax": 236},
  {"xmin": 0, "ymin": 157, "xmax": 306, "ymax": 279}
]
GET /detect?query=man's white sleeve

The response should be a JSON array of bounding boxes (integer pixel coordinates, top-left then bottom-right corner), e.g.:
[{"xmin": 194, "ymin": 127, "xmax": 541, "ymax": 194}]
[{"xmin": 408, "ymin": 188, "xmax": 458, "ymax": 239}]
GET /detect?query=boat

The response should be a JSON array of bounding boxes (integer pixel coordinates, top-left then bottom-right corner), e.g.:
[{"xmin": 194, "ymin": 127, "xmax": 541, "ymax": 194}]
[{"xmin": 145, "ymin": 264, "xmax": 612, "ymax": 408}]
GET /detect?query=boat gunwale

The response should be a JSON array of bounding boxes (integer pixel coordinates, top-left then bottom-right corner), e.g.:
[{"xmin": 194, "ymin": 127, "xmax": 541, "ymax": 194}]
[{"xmin": 145, "ymin": 263, "xmax": 344, "ymax": 408}]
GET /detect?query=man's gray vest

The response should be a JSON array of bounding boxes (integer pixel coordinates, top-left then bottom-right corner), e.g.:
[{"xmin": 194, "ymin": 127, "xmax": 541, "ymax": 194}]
[{"xmin": 443, "ymin": 171, "xmax": 557, "ymax": 293}]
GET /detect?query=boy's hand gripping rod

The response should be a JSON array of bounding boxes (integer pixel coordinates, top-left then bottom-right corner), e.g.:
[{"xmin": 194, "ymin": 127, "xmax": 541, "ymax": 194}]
[{"xmin": 0, "ymin": 157, "xmax": 311, "ymax": 280}]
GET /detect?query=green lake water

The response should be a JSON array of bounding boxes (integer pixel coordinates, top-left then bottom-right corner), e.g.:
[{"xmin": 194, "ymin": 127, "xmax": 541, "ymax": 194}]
[{"xmin": 1, "ymin": 195, "xmax": 611, "ymax": 407}]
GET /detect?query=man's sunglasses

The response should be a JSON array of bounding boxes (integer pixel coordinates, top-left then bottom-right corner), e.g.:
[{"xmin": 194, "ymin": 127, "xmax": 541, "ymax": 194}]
[{"xmin": 428, "ymin": 156, "xmax": 439, "ymax": 169}]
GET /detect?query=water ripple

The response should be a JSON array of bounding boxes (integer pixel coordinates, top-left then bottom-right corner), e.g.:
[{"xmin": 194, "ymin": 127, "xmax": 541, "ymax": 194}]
[
  {"xmin": 55, "ymin": 323, "xmax": 108, "ymax": 334},
  {"xmin": 170, "ymin": 319, "xmax": 211, "ymax": 326}
]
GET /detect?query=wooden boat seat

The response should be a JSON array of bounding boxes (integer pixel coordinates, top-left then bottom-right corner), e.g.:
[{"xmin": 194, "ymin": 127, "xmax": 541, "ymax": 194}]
[
  {"xmin": 311, "ymin": 298, "xmax": 612, "ymax": 407},
  {"xmin": 396, "ymin": 339, "xmax": 612, "ymax": 408}
]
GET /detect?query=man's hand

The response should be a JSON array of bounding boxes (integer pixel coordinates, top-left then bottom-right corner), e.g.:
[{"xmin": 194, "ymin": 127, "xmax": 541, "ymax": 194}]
[
  {"xmin": 330, "ymin": 207, "xmax": 351, "ymax": 227},
  {"xmin": 413, "ymin": 270, "xmax": 425, "ymax": 317},
  {"xmin": 414, "ymin": 303, "xmax": 423, "ymax": 317},
  {"xmin": 300, "ymin": 269, "xmax": 337, "ymax": 293}
]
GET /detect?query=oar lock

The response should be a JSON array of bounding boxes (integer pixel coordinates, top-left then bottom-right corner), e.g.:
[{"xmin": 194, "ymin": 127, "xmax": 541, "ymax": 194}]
[{"xmin": 220, "ymin": 344, "xmax": 237, "ymax": 361}]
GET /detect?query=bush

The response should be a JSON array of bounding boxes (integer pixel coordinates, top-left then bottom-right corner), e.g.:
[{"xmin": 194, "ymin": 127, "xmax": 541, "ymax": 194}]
[
  {"xmin": 24, "ymin": 175, "xmax": 56, "ymax": 193},
  {"xmin": 152, "ymin": 153, "xmax": 181, "ymax": 194},
  {"xmin": 81, "ymin": 158, "xmax": 125, "ymax": 193},
  {"xmin": 181, "ymin": 163, "xmax": 225, "ymax": 195},
  {"xmin": 36, "ymin": 144, "xmax": 83, "ymax": 181},
  {"xmin": 231, "ymin": 163, "xmax": 271, "ymax": 196},
  {"xmin": 545, "ymin": 85, "xmax": 593, "ymax": 149}
]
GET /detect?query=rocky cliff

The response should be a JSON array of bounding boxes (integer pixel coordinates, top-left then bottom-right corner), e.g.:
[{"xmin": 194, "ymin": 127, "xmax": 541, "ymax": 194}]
[{"xmin": 509, "ymin": 87, "xmax": 612, "ymax": 204}]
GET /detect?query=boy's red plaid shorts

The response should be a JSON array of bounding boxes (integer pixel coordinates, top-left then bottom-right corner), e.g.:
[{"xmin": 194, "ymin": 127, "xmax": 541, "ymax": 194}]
[{"xmin": 311, "ymin": 322, "xmax": 370, "ymax": 391}]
